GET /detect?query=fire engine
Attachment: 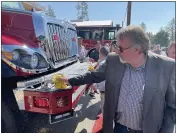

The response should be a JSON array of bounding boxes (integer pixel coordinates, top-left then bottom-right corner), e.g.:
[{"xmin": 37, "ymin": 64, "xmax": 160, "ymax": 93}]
[
  {"xmin": 71, "ymin": 20, "xmax": 121, "ymax": 50},
  {"xmin": 1, "ymin": 2, "xmax": 95, "ymax": 133}
]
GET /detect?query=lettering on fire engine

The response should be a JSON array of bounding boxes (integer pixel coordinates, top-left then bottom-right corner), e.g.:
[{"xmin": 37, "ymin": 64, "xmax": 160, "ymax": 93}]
[{"xmin": 54, "ymin": 112, "xmax": 71, "ymax": 119}]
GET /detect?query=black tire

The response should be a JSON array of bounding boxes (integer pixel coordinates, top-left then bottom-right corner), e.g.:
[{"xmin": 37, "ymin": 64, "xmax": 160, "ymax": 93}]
[
  {"xmin": 1, "ymin": 81, "xmax": 35, "ymax": 133},
  {"xmin": 1, "ymin": 102, "xmax": 18, "ymax": 133}
]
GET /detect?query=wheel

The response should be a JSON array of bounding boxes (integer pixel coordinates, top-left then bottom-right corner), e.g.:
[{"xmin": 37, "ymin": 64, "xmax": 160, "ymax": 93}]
[
  {"xmin": 1, "ymin": 102, "xmax": 18, "ymax": 133},
  {"xmin": 1, "ymin": 84, "xmax": 35, "ymax": 133}
]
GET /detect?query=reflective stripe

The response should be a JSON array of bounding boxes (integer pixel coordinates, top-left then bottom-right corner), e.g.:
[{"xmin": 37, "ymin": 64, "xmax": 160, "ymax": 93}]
[{"xmin": 72, "ymin": 85, "xmax": 86, "ymax": 102}]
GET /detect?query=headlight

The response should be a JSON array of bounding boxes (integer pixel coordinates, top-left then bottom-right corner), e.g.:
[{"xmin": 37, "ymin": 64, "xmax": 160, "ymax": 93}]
[
  {"xmin": 31, "ymin": 54, "xmax": 39, "ymax": 69},
  {"xmin": 12, "ymin": 50, "xmax": 20, "ymax": 61}
]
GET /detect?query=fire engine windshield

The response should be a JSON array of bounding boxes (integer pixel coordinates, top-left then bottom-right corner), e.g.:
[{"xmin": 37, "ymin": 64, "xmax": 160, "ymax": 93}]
[
  {"xmin": 104, "ymin": 29, "xmax": 116, "ymax": 40},
  {"xmin": 2, "ymin": 2, "xmax": 24, "ymax": 10},
  {"xmin": 92, "ymin": 29, "xmax": 103, "ymax": 40},
  {"xmin": 77, "ymin": 27, "xmax": 116, "ymax": 40}
]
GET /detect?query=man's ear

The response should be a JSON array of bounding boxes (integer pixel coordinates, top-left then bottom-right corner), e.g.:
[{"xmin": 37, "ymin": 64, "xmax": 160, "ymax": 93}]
[
  {"xmin": 134, "ymin": 47, "xmax": 139, "ymax": 52},
  {"xmin": 135, "ymin": 47, "xmax": 142, "ymax": 54}
]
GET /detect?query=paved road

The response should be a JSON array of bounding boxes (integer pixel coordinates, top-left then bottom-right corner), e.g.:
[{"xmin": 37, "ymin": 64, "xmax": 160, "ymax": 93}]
[{"xmin": 23, "ymin": 93, "xmax": 101, "ymax": 133}]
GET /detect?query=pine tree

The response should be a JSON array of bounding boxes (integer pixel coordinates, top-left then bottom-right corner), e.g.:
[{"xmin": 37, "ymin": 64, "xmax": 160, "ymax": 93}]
[
  {"xmin": 165, "ymin": 18, "xmax": 175, "ymax": 42},
  {"xmin": 76, "ymin": 2, "xmax": 89, "ymax": 21},
  {"xmin": 140, "ymin": 22, "xmax": 147, "ymax": 31},
  {"xmin": 152, "ymin": 27, "xmax": 170, "ymax": 47},
  {"xmin": 45, "ymin": 5, "xmax": 56, "ymax": 18}
]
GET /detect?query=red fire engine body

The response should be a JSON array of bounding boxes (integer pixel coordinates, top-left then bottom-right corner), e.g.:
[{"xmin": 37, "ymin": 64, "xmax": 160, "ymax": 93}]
[
  {"xmin": 71, "ymin": 20, "xmax": 121, "ymax": 50},
  {"xmin": 1, "ymin": 2, "xmax": 95, "ymax": 133}
]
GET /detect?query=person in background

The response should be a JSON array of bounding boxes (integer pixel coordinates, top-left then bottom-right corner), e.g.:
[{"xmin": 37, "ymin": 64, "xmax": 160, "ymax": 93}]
[
  {"xmin": 167, "ymin": 41, "xmax": 176, "ymax": 59},
  {"xmin": 96, "ymin": 46, "xmax": 110, "ymax": 114},
  {"xmin": 88, "ymin": 41, "xmax": 102, "ymax": 97},
  {"xmin": 89, "ymin": 41, "xmax": 101, "ymax": 62},
  {"xmin": 161, "ymin": 47, "xmax": 168, "ymax": 56},
  {"xmin": 110, "ymin": 40, "xmax": 118, "ymax": 53},
  {"xmin": 149, "ymin": 44, "xmax": 154, "ymax": 51},
  {"xmin": 77, "ymin": 36, "xmax": 87, "ymax": 62},
  {"xmin": 153, "ymin": 44, "xmax": 161, "ymax": 55},
  {"xmin": 56, "ymin": 26, "xmax": 175, "ymax": 133},
  {"xmin": 105, "ymin": 43, "xmax": 110, "ymax": 48},
  {"xmin": 89, "ymin": 46, "xmax": 110, "ymax": 112}
]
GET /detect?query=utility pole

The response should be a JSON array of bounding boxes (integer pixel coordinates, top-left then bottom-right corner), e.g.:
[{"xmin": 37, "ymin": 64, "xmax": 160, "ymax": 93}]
[{"xmin": 127, "ymin": 1, "xmax": 132, "ymax": 26}]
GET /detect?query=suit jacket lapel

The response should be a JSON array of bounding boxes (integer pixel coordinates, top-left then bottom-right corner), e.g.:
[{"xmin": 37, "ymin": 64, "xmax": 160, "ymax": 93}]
[
  {"xmin": 114, "ymin": 59, "xmax": 126, "ymax": 111},
  {"xmin": 143, "ymin": 52, "xmax": 160, "ymax": 120},
  {"xmin": 116, "ymin": 62, "xmax": 126, "ymax": 84}
]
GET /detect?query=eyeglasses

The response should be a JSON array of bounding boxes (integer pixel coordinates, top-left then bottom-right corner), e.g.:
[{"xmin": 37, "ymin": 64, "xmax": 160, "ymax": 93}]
[{"xmin": 113, "ymin": 43, "xmax": 134, "ymax": 53}]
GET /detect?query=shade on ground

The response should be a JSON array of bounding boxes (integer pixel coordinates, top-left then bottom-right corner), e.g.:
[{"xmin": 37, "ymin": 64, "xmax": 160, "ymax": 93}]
[{"xmin": 91, "ymin": 114, "xmax": 176, "ymax": 133}]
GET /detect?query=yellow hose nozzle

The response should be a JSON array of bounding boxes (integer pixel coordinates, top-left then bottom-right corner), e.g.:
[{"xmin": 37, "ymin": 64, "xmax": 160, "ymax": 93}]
[
  {"xmin": 52, "ymin": 74, "xmax": 67, "ymax": 89},
  {"xmin": 88, "ymin": 65, "xmax": 94, "ymax": 71}
]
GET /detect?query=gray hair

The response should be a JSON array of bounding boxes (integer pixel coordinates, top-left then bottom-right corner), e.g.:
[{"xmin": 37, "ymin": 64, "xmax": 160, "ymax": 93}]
[
  {"xmin": 100, "ymin": 46, "xmax": 110, "ymax": 57},
  {"xmin": 116, "ymin": 25, "xmax": 150, "ymax": 53}
]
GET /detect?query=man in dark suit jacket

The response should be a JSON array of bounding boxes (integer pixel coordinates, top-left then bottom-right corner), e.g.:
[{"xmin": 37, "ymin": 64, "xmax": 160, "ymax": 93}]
[
  {"xmin": 57, "ymin": 26, "xmax": 175, "ymax": 133},
  {"xmin": 89, "ymin": 41, "xmax": 101, "ymax": 62}
]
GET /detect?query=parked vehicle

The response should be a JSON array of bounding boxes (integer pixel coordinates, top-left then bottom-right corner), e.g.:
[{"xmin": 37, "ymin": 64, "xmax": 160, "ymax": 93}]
[{"xmin": 71, "ymin": 20, "xmax": 121, "ymax": 50}]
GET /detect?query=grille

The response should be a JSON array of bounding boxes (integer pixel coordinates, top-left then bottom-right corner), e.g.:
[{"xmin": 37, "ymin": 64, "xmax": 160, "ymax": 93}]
[{"xmin": 46, "ymin": 23, "xmax": 70, "ymax": 63}]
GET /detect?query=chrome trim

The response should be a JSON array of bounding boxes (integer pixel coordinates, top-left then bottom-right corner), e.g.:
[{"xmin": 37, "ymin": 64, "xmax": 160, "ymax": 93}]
[
  {"xmin": 32, "ymin": 13, "xmax": 46, "ymax": 42},
  {"xmin": 15, "ymin": 61, "xmax": 94, "ymax": 89},
  {"xmin": 47, "ymin": 23, "xmax": 70, "ymax": 61},
  {"xmin": 32, "ymin": 14, "xmax": 78, "ymax": 68},
  {"xmin": 13, "ymin": 62, "xmax": 95, "ymax": 112},
  {"xmin": 13, "ymin": 89, "xmax": 25, "ymax": 110},
  {"xmin": 2, "ymin": 57, "xmax": 17, "ymax": 69},
  {"xmin": 2, "ymin": 44, "xmax": 48, "ymax": 61},
  {"xmin": 2, "ymin": 57, "xmax": 48, "ymax": 74},
  {"xmin": 2, "ymin": 44, "xmax": 49, "ymax": 70}
]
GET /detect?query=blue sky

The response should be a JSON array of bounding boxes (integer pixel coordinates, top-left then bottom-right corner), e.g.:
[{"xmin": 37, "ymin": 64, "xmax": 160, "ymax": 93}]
[{"xmin": 38, "ymin": 2, "xmax": 175, "ymax": 34}]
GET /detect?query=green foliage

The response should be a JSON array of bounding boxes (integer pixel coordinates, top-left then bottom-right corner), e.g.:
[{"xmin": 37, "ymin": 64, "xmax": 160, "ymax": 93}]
[
  {"xmin": 140, "ymin": 22, "xmax": 147, "ymax": 31},
  {"xmin": 152, "ymin": 28, "xmax": 170, "ymax": 47},
  {"xmin": 45, "ymin": 5, "xmax": 56, "ymax": 18},
  {"xmin": 76, "ymin": 2, "xmax": 89, "ymax": 21},
  {"xmin": 140, "ymin": 18, "xmax": 174, "ymax": 47},
  {"xmin": 165, "ymin": 17, "xmax": 175, "ymax": 42}
]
